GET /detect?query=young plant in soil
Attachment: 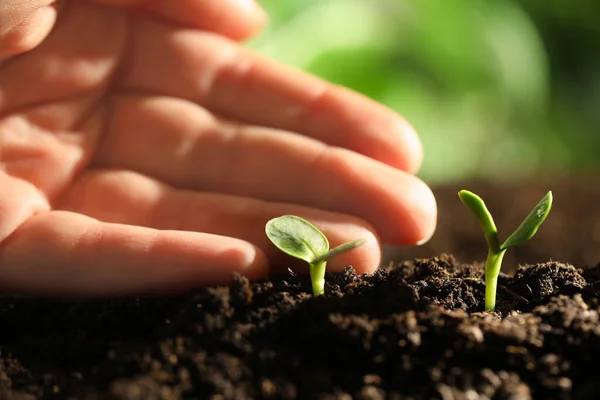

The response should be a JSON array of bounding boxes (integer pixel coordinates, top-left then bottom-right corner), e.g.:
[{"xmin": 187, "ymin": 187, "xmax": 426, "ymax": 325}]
[
  {"xmin": 458, "ymin": 190, "xmax": 553, "ymax": 312},
  {"xmin": 265, "ymin": 215, "xmax": 367, "ymax": 296}
]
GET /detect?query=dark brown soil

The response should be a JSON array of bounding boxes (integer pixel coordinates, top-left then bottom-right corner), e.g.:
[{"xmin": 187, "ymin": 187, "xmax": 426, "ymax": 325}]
[{"xmin": 2, "ymin": 176, "xmax": 600, "ymax": 400}]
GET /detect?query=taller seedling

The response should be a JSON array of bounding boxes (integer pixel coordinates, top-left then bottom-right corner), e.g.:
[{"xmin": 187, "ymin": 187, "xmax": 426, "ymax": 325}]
[{"xmin": 458, "ymin": 190, "xmax": 553, "ymax": 312}]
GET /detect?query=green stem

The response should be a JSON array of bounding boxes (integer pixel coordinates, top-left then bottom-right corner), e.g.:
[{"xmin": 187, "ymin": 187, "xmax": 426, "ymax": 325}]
[
  {"xmin": 309, "ymin": 261, "xmax": 327, "ymax": 296},
  {"xmin": 484, "ymin": 248, "xmax": 507, "ymax": 312}
]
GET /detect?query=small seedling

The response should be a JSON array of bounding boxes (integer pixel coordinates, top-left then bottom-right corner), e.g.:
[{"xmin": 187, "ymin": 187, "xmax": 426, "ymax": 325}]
[
  {"xmin": 458, "ymin": 190, "xmax": 553, "ymax": 312},
  {"xmin": 265, "ymin": 215, "xmax": 367, "ymax": 296}
]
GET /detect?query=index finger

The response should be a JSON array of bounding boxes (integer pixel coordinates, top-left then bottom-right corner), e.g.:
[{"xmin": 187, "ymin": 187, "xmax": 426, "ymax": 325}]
[{"xmin": 119, "ymin": 19, "xmax": 423, "ymax": 173}]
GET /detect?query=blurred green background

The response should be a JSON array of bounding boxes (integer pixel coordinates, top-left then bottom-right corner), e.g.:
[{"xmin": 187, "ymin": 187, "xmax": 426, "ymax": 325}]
[{"xmin": 248, "ymin": 0, "xmax": 600, "ymax": 184}]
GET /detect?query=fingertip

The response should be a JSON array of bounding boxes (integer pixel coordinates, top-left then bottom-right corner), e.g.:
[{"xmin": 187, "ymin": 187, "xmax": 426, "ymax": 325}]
[
  {"xmin": 370, "ymin": 115, "xmax": 423, "ymax": 174},
  {"xmin": 0, "ymin": 6, "xmax": 56, "ymax": 58},
  {"xmin": 311, "ymin": 86, "xmax": 424, "ymax": 173},
  {"xmin": 227, "ymin": 0, "xmax": 269, "ymax": 40},
  {"xmin": 133, "ymin": 239, "xmax": 270, "ymax": 295},
  {"xmin": 137, "ymin": 0, "xmax": 268, "ymax": 41},
  {"xmin": 328, "ymin": 229, "xmax": 381, "ymax": 275},
  {"xmin": 318, "ymin": 221, "xmax": 382, "ymax": 276},
  {"xmin": 396, "ymin": 119, "xmax": 423, "ymax": 175},
  {"xmin": 149, "ymin": 232, "xmax": 270, "ymax": 288},
  {"xmin": 231, "ymin": 239, "xmax": 270, "ymax": 281},
  {"xmin": 394, "ymin": 179, "xmax": 438, "ymax": 246},
  {"xmin": 315, "ymin": 147, "xmax": 436, "ymax": 247}
]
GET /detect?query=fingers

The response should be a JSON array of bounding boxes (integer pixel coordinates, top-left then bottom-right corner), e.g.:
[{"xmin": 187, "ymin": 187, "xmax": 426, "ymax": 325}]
[
  {"xmin": 0, "ymin": 0, "xmax": 57, "ymax": 59},
  {"xmin": 94, "ymin": 96, "xmax": 437, "ymax": 245},
  {"xmin": 0, "ymin": 210, "xmax": 268, "ymax": 296},
  {"xmin": 90, "ymin": 0, "xmax": 267, "ymax": 40},
  {"xmin": 119, "ymin": 19, "xmax": 423, "ymax": 173},
  {"xmin": 57, "ymin": 169, "xmax": 382, "ymax": 276}
]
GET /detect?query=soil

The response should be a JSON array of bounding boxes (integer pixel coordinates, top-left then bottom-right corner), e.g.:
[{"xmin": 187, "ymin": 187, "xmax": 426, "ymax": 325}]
[{"xmin": 1, "ymin": 175, "xmax": 600, "ymax": 400}]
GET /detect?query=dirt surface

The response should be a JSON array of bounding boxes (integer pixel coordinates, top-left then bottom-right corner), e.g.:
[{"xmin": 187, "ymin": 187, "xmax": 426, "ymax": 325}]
[{"xmin": 1, "ymin": 177, "xmax": 600, "ymax": 400}]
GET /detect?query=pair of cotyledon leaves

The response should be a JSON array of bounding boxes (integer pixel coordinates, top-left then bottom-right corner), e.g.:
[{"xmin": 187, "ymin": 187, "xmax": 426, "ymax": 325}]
[
  {"xmin": 265, "ymin": 216, "xmax": 366, "ymax": 265},
  {"xmin": 458, "ymin": 190, "xmax": 553, "ymax": 253}
]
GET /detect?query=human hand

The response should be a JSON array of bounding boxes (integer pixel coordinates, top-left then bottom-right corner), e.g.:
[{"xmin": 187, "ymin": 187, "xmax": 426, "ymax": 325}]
[{"xmin": 0, "ymin": 0, "xmax": 436, "ymax": 296}]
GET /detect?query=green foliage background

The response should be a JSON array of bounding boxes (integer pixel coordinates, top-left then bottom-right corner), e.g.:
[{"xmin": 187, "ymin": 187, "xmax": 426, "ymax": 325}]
[{"xmin": 248, "ymin": 0, "xmax": 600, "ymax": 184}]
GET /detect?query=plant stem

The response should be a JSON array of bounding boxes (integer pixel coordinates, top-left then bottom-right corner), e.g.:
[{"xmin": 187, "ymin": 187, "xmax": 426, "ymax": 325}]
[
  {"xmin": 309, "ymin": 261, "xmax": 327, "ymax": 296},
  {"xmin": 484, "ymin": 248, "xmax": 507, "ymax": 312}
]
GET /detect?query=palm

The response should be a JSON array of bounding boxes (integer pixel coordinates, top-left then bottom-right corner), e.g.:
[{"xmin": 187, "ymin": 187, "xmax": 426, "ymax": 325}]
[{"xmin": 0, "ymin": 1, "xmax": 435, "ymax": 295}]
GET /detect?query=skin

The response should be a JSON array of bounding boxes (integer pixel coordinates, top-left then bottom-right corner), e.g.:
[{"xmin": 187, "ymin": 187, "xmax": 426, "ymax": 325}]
[{"xmin": 0, "ymin": 0, "xmax": 437, "ymax": 296}]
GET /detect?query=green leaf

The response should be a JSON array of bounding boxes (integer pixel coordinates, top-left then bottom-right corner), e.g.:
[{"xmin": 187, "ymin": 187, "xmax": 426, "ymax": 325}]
[
  {"xmin": 312, "ymin": 238, "xmax": 367, "ymax": 263},
  {"xmin": 265, "ymin": 215, "xmax": 329, "ymax": 263},
  {"xmin": 458, "ymin": 190, "xmax": 500, "ymax": 252},
  {"xmin": 501, "ymin": 191, "xmax": 552, "ymax": 250}
]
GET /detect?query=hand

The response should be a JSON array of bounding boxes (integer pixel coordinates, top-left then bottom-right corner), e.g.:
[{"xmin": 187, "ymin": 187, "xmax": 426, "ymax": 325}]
[{"xmin": 0, "ymin": 0, "xmax": 436, "ymax": 296}]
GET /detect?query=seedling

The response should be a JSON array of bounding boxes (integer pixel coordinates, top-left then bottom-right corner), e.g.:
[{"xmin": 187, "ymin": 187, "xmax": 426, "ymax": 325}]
[
  {"xmin": 265, "ymin": 215, "xmax": 367, "ymax": 296},
  {"xmin": 458, "ymin": 190, "xmax": 553, "ymax": 312}
]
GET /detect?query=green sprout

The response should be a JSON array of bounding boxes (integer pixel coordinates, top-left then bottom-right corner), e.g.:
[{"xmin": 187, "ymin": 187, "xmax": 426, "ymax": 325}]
[
  {"xmin": 458, "ymin": 190, "xmax": 553, "ymax": 312},
  {"xmin": 265, "ymin": 215, "xmax": 367, "ymax": 296}
]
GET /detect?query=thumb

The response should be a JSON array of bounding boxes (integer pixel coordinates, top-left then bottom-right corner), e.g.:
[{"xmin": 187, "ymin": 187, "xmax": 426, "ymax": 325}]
[{"xmin": 0, "ymin": 0, "xmax": 57, "ymax": 59}]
